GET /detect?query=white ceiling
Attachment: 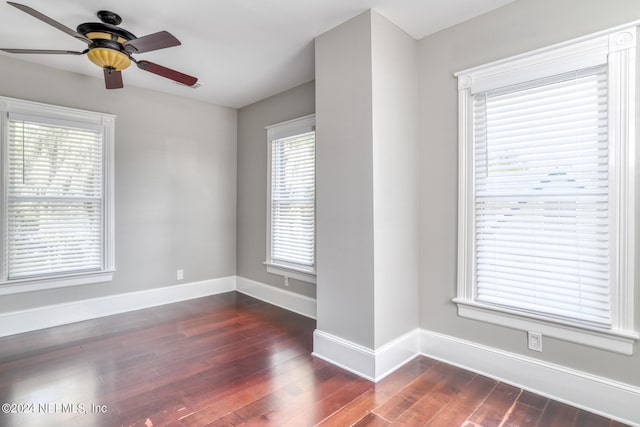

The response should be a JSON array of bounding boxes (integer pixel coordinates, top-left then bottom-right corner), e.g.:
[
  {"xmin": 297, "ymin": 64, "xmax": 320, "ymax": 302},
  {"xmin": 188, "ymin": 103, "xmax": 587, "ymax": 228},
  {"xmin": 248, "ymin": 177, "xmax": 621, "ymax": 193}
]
[{"xmin": 0, "ymin": 0, "xmax": 515, "ymax": 108}]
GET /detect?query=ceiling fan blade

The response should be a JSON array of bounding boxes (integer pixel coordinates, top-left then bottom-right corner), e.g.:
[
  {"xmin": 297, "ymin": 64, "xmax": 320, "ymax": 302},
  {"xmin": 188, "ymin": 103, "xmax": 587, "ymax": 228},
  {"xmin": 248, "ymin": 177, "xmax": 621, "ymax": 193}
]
[
  {"xmin": 104, "ymin": 68, "xmax": 123, "ymax": 89},
  {"xmin": 136, "ymin": 60, "xmax": 198, "ymax": 86},
  {"xmin": 1, "ymin": 48, "xmax": 84, "ymax": 55},
  {"xmin": 124, "ymin": 31, "xmax": 180, "ymax": 54},
  {"xmin": 7, "ymin": 2, "xmax": 91, "ymax": 44}
]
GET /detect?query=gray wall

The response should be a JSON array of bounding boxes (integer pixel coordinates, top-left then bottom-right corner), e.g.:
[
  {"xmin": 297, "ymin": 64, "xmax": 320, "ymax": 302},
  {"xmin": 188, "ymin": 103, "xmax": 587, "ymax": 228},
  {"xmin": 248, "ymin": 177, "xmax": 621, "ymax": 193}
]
[
  {"xmin": 316, "ymin": 11, "xmax": 376, "ymax": 347},
  {"xmin": 370, "ymin": 12, "xmax": 420, "ymax": 348},
  {"xmin": 236, "ymin": 81, "xmax": 316, "ymax": 298},
  {"xmin": 418, "ymin": 0, "xmax": 640, "ymax": 386},
  {"xmin": 315, "ymin": 11, "xmax": 419, "ymax": 349},
  {"xmin": 0, "ymin": 54, "xmax": 237, "ymax": 313}
]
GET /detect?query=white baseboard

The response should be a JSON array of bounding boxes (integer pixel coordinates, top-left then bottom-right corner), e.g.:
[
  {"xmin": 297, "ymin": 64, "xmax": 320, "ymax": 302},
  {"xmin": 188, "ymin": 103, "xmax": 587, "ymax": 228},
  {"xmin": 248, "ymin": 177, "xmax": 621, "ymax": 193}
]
[
  {"xmin": 312, "ymin": 329, "xmax": 377, "ymax": 380},
  {"xmin": 236, "ymin": 276, "xmax": 316, "ymax": 319},
  {"xmin": 0, "ymin": 275, "xmax": 314, "ymax": 338},
  {"xmin": 0, "ymin": 276, "xmax": 236, "ymax": 337},
  {"xmin": 420, "ymin": 329, "xmax": 640, "ymax": 427},
  {"xmin": 376, "ymin": 330, "xmax": 421, "ymax": 380},
  {"xmin": 312, "ymin": 329, "xmax": 420, "ymax": 382}
]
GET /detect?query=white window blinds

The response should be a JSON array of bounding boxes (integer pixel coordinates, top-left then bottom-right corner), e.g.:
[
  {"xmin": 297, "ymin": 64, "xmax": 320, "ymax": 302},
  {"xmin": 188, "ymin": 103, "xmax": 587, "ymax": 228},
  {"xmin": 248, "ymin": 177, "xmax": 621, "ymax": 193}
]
[
  {"xmin": 473, "ymin": 65, "xmax": 611, "ymax": 327},
  {"xmin": 270, "ymin": 130, "xmax": 315, "ymax": 269},
  {"xmin": 7, "ymin": 115, "xmax": 104, "ymax": 279}
]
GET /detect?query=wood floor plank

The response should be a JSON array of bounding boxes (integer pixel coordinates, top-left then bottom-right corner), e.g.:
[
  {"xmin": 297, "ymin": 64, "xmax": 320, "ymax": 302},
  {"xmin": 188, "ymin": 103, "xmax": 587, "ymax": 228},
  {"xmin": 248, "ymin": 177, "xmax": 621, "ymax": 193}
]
[
  {"xmin": 424, "ymin": 374, "xmax": 497, "ymax": 426},
  {"xmin": 317, "ymin": 357, "xmax": 435, "ymax": 427},
  {"xmin": 282, "ymin": 374, "xmax": 373, "ymax": 426},
  {"xmin": 0, "ymin": 291, "xmax": 626, "ymax": 427},
  {"xmin": 178, "ymin": 361, "xmax": 346, "ymax": 426},
  {"xmin": 353, "ymin": 412, "xmax": 392, "ymax": 426},
  {"xmin": 537, "ymin": 400, "xmax": 579, "ymax": 427},
  {"xmin": 371, "ymin": 362, "xmax": 444, "ymax": 420},
  {"xmin": 575, "ymin": 409, "xmax": 616, "ymax": 427},
  {"xmin": 317, "ymin": 388, "xmax": 378, "ymax": 427},
  {"xmin": 389, "ymin": 364, "xmax": 476, "ymax": 426},
  {"xmin": 500, "ymin": 402, "xmax": 544, "ymax": 427},
  {"xmin": 516, "ymin": 390, "xmax": 548, "ymax": 410},
  {"xmin": 178, "ymin": 354, "xmax": 324, "ymax": 417},
  {"xmin": 465, "ymin": 382, "xmax": 522, "ymax": 427},
  {"xmin": 238, "ymin": 369, "xmax": 358, "ymax": 426}
]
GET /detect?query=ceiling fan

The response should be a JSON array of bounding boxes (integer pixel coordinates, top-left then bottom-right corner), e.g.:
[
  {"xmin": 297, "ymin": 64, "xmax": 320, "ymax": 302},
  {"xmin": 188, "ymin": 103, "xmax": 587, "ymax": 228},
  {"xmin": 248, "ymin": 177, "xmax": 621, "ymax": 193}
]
[{"xmin": 0, "ymin": 1, "xmax": 198, "ymax": 89}]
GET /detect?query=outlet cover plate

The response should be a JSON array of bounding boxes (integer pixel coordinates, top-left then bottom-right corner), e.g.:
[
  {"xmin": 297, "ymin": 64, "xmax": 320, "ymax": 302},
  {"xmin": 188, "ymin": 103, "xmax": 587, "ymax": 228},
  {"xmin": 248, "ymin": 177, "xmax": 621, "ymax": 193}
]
[{"xmin": 528, "ymin": 331, "xmax": 543, "ymax": 352}]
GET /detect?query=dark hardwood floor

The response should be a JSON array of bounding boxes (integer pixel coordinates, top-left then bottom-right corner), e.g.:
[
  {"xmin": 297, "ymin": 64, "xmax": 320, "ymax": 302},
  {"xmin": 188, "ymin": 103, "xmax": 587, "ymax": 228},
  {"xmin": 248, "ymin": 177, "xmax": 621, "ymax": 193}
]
[{"xmin": 0, "ymin": 291, "xmax": 628, "ymax": 427}]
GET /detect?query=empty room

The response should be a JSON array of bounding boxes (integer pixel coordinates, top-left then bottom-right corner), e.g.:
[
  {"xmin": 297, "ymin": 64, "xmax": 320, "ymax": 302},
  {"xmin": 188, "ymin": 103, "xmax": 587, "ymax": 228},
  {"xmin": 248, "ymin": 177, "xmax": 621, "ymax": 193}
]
[{"xmin": 0, "ymin": 0, "xmax": 638, "ymax": 426}]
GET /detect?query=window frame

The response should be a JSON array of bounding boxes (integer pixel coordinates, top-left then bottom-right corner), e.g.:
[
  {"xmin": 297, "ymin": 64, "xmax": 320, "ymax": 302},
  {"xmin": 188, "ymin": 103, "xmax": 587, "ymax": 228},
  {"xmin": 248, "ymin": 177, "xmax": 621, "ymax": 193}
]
[
  {"xmin": 454, "ymin": 23, "xmax": 638, "ymax": 354},
  {"xmin": 0, "ymin": 96, "xmax": 115, "ymax": 295},
  {"xmin": 264, "ymin": 114, "xmax": 316, "ymax": 284}
]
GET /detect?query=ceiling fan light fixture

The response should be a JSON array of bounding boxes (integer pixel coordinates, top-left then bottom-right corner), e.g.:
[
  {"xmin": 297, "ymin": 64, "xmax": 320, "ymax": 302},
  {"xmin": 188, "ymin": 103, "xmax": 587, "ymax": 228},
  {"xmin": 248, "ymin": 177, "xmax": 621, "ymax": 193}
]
[
  {"xmin": 3, "ymin": 2, "xmax": 198, "ymax": 89},
  {"xmin": 87, "ymin": 47, "xmax": 131, "ymax": 70}
]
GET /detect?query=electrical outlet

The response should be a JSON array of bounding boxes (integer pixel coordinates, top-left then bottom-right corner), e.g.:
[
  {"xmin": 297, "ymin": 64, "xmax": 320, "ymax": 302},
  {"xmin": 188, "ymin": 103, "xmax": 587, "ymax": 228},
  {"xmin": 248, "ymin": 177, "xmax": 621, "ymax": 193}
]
[
  {"xmin": 177, "ymin": 269, "xmax": 184, "ymax": 280},
  {"xmin": 528, "ymin": 331, "xmax": 543, "ymax": 352}
]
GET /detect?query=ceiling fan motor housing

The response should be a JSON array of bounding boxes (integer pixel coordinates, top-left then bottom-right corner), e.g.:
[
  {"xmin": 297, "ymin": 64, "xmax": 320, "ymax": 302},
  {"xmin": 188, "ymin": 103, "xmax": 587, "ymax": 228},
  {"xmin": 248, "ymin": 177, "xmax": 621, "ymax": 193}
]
[{"xmin": 77, "ymin": 20, "xmax": 136, "ymax": 71}]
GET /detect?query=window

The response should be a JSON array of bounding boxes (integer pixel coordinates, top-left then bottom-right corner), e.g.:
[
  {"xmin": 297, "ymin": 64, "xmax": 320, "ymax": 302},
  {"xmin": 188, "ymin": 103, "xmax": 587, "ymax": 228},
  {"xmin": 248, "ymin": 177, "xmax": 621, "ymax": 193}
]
[
  {"xmin": 265, "ymin": 115, "xmax": 316, "ymax": 283},
  {"xmin": 454, "ymin": 24, "xmax": 638, "ymax": 354},
  {"xmin": 0, "ymin": 97, "xmax": 115, "ymax": 295}
]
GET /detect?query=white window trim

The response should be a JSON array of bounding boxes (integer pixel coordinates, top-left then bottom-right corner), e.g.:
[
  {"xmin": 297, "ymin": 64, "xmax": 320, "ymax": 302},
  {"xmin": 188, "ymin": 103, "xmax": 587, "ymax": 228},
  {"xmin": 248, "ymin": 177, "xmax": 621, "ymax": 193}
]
[
  {"xmin": 264, "ymin": 114, "xmax": 316, "ymax": 284},
  {"xmin": 0, "ymin": 96, "xmax": 115, "ymax": 295},
  {"xmin": 263, "ymin": 262, "xmax": 316, "ymax": 284},
  {"xmin": 454, "ymin": 23, "xmax": 638, "ymax": 354}
]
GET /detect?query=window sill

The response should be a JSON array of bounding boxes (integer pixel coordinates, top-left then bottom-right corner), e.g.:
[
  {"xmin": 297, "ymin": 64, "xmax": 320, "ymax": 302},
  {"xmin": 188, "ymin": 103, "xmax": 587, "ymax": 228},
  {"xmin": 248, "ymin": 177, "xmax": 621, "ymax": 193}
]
[
  {"xmin": 453, "ymin": 299, "xmax": 639, "ymax": 355},
  {"xmin": 264, "ymin": 262, "xmax": 316, "ymax": 284},
  {"xmin": 0, "ymin": 271, "xmax": 114, "ymax": 295}
]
